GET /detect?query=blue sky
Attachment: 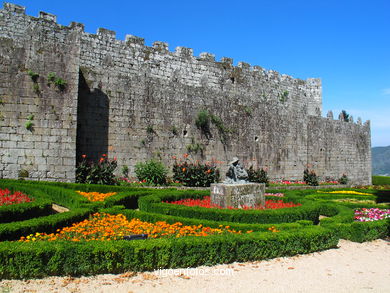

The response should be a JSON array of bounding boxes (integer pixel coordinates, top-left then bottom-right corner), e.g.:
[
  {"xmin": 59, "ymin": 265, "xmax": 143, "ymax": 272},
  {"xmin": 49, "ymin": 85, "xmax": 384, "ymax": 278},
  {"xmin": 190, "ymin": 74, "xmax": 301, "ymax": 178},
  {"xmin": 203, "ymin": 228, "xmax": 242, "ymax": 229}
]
[{"xmin": 11, "ymin": 0, "xmax": 390, "ymax": 147}]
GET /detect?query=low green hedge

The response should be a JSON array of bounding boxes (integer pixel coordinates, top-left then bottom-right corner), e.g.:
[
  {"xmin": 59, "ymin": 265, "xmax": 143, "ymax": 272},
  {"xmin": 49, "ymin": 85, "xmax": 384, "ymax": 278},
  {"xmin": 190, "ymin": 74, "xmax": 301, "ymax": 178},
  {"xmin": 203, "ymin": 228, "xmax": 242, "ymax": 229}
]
[
  {"xmin": 0, "ymin": 208, "xmax": 93, "ymax": 241},
  {"xmin": 0, "ymin": 179, "xmax": 389, "ymax": 279},
  {"xmin": 0, "ymin": 198, "xmax": 53, "ymax": 224},
  {"xmin": 138, "ymin": 193, "xmax": 322, "ymax": 224},
  {"xmin": 372, "ymin": 176, "xmax": 390, "ymax": 186},
  {"xmin": 0, "ymin": 226, "xmax": 338, "ymax": 279},
  {"xmin": 102, "ymin": 207, "xmax": 309, "ymax": 233}
]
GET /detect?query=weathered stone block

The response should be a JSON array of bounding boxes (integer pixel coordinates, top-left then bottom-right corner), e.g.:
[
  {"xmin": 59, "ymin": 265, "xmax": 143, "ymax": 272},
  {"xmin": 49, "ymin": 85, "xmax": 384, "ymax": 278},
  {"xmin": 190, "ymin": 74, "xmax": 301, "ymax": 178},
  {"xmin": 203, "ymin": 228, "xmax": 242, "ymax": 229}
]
[{"xmin": 211, "ymin": 183, "xmax": 265, "ymax": 209}]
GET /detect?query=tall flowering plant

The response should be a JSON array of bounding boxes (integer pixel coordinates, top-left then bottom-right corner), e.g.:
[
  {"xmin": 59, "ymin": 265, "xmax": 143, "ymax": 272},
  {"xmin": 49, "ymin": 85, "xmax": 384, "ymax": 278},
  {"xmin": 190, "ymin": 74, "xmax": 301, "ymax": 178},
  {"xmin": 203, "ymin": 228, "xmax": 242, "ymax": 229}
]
[
  {"xmin": 76, "ymin": 154, "xmax": 118, "ymax": 185},
  {"xmin": 172, "ymin": 154, "xmax": 220, "ymax": 187}
]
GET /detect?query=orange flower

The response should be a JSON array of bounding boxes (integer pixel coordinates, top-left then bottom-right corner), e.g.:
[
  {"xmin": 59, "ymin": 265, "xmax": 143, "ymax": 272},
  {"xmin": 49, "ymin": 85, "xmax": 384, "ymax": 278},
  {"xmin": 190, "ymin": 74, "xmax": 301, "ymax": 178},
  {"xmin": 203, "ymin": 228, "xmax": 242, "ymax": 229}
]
[
  {"xmin": 183, "ymin": 153, "xmax": 189, "ymax": 158},
  {"xmin": 206, "ymin": 169, "xmax": 211, "ymax": 174},
  {"xmin": 18, "ymin": 213, "xmax": 244, "ymax": 242},
  {"xmin": 82, "ymin": 154, "xmax": 86, "ymax": 159},
  {"xmin": 182, "ymin": 168, "xmax": 186, "ymax": 172},
  {"xmin": 76, "ymin": 191, "xmax": 117, "ymax": 202}
]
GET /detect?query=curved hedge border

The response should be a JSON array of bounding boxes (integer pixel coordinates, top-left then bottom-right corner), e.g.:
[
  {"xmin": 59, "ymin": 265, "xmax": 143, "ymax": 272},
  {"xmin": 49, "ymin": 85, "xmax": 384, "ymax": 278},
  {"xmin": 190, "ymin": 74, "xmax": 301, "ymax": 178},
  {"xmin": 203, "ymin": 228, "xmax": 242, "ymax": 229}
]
[
  {"xmin": 0, "ymin": 180, "xmax": 388, "ymax": 279},
  {"xmin": 0, "ymin": 226, "xmax": 338, "ymax": 279},
  {"xmin": 138, "ymin": 191, "xmax": 322, "ymax": 224}
]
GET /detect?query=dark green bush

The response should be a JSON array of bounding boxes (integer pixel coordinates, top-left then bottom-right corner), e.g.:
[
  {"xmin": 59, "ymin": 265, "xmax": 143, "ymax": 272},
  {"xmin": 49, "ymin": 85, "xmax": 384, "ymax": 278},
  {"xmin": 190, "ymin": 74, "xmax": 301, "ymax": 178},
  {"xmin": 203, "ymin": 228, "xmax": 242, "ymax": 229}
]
[
  {"xmin": 173, "ymin": 160, "xmax": 220, "ymax": 187},
  {"xmin": 247, "ymin": 166, "xmax": 269, "ymax": 186},
  {"xmin": 195, "ymin": 110, "xmax": 211, "ymax": 137},
  {"xmin": 76, "ymin": 155, "xmax": 117, "ymax": 185},
  {"xmin": 339, "ymin": 174, "xmax": 349, "ymax": 185},
  {"xmin": 134, "ymin": 159, "xmax": 167, "ymax": 185},
  {"xmin": 303, "ymin": 168, "xmax": 319, "ymax": 186}
]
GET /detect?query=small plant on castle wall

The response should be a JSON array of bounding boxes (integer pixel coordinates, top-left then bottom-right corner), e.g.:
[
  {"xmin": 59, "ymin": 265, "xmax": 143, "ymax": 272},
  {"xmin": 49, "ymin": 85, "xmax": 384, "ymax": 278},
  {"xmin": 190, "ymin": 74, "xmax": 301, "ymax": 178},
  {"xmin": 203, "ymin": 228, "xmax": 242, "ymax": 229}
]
[
  {"xmin": 186, "ymin": 137, "xmax": 205, "ymax": 155},
  {"xmin": 146, "ymin": 125, "xmax": 155, "ymax": 135},
  {"xmin": 279, "ymin": 90, "xmax": 289, "ymax": 103},
  {"xmin": 171, "ymin": 125, "xmax": 178, "ymax": 136},
  {"xmin": 54, "ymin": 78, "xmax": 67, "ymax": 91},
  {"xmin": 27, "ymin": 70, "xmax": 39, "ymax": 82},
  {"xmin": 210, "ymin": 114, "xmax": 230, "ymax": 144},
  {"xmin": 195, "ymin": 110, "xmax": 211, "ymax": 138},
  {"xmin": 47, "ymin": 72, "xmax": 56, "ymax": 83},
  {"xmin": 25, "ymin": 114, "xmax": 34, "ymax": 131},
  {"xmin": 243, "ymin": 106, "xmax": 252, "ymax": 116},
  {"xmin": 47, "ymin": 72, "xmax": 67, "ymax": 91},
  {"xmin": 341, "ymin": 110, "xmax": 350, "ymax": 122}
]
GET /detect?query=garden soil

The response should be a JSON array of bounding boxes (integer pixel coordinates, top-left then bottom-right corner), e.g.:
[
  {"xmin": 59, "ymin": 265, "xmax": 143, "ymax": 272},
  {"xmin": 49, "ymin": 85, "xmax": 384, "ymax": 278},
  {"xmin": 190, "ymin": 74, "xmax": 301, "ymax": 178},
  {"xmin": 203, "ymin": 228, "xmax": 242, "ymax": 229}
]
[{"xmin": 1, "ymin": 239, "xmax": 389, "ymax": 293}]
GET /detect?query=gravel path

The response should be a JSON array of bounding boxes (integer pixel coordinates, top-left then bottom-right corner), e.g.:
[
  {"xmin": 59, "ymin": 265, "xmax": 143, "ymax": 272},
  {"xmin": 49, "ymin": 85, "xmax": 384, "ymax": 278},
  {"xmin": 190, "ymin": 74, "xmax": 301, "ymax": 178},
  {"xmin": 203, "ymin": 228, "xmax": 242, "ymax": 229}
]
[{"xmin": 1, "ymin": 239, "xmax": 389, "ymax": 293}]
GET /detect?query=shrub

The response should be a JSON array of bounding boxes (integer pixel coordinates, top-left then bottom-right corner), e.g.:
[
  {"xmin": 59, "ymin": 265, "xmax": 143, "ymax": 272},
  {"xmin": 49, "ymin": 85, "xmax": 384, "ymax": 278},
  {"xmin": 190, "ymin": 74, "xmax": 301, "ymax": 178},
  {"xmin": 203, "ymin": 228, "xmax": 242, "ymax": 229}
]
[
  {"xmin": 247, "ymin": 166, "xmax": 269, "ymax": 186},
  {"xmin": 195, "ymin": 110, "xmax": 211, "ymax": 137},
  {"xmin": 76, "ymin": 155, "xmax": 117, "ymax": 185},
  {"xmin": 134, "ymin": 159, "xmax": 167, "ymax": 185},
  {"xmin": 339, "ymin": 174, "xmax": 349, "ymax": 185},
  {"xmin": 303, "ymin": 168, "xmax": 319, "ymax": 186},
  {"xmin": 173, "ymin": 157, "xmax": 220, "ymax": 187}
]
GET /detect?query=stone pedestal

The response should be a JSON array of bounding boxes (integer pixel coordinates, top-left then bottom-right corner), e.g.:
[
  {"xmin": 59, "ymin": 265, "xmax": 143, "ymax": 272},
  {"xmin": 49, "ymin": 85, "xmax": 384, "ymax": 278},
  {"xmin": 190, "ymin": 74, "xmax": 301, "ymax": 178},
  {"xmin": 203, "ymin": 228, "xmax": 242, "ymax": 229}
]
[{"xmin": 210, "ymin": 183, "xmax": 265, "ymax": 209}]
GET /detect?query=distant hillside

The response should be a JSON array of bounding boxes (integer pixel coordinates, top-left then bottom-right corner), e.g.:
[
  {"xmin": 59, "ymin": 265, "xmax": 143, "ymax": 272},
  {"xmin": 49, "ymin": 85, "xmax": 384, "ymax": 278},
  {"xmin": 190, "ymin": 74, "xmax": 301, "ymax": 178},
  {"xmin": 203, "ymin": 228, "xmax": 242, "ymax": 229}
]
[{"xmin": 372, "ymin": 146, "xmax": 390, "ymax": 175}]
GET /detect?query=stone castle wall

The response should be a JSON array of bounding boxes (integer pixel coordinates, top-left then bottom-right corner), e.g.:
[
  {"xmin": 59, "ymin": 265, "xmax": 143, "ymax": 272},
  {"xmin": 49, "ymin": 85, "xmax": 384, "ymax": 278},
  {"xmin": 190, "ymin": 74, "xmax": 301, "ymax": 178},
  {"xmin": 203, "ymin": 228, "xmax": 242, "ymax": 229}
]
[{"xmin": 0, "ymin": 3, "xmax": 372, "ymax": 184}]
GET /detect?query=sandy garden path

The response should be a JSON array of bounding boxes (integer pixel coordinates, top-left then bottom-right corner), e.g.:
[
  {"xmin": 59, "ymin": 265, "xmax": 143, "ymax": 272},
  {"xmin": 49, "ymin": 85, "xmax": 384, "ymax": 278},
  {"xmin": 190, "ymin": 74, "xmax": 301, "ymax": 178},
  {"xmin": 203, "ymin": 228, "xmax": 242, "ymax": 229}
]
[{"xmin": 1, "ymin": 239, "xmax": 389, "ymax": 293}]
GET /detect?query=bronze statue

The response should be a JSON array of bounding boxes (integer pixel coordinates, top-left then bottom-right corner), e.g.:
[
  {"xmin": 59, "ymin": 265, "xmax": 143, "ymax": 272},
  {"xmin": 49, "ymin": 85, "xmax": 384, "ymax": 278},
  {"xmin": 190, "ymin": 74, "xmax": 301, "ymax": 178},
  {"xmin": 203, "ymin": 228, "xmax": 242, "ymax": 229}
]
[{"xmin": 224, "ymin": 157, "xmax": 248, "ymax": 184}]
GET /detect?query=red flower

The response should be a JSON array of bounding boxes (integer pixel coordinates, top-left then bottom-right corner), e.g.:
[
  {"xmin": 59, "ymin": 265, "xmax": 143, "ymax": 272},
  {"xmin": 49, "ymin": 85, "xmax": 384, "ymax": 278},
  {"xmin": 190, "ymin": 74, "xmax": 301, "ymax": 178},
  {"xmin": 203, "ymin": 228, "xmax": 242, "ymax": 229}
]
[{"xmin": 82, "ymin": 154, "xmax": 86, "ymax": 159}]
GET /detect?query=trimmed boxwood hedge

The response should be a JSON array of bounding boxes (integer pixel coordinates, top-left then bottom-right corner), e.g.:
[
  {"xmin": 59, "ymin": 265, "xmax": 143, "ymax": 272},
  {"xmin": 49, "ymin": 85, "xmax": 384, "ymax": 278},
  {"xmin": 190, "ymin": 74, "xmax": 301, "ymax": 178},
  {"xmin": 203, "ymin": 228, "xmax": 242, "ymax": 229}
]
[
  {"xmin": 138, "ymin": 192, "xmax": 322, "ymax": 224},
  {"xmin": 0, "ymin": 226, "xmax": 338, "ymax": 279},
  {"xmin": 0, "ymin": 180, "xmax": 389, "ymax": 279}
]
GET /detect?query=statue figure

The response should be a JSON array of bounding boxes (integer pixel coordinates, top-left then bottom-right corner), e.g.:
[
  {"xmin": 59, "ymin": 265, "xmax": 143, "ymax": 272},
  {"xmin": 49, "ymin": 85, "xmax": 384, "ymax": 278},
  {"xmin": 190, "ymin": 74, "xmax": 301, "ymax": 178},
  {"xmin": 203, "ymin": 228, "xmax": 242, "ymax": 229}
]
[{"xmin": 224, "ymin": 157, "xmax": 249, "ymax": 184}]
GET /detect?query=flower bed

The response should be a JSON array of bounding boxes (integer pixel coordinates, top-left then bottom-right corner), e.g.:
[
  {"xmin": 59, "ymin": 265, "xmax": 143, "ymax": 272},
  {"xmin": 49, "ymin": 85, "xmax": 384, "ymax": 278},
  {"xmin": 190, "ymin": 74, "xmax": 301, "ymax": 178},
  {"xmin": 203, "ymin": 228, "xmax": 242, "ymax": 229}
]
[
  {"xmin": 354, "ymin": 208, "xmax": 390, "ymax": 222},
  {"xmin": 76, "ymin": 191, "xmax": 117, "ymax": 202},
  {"xmin": 318, "ymin": 190, "xmax": 372, "ymax": 195},
  {"xmin": 166, "ymin": 196, "xmax": 301, "ymax": 210},
  {"xmin": 19, "ymin": 213, "xmax": 244, "ymax": 242},
  {"xmin": 0, "ymin": 189, "xmax": 32, "ymax": 206}
]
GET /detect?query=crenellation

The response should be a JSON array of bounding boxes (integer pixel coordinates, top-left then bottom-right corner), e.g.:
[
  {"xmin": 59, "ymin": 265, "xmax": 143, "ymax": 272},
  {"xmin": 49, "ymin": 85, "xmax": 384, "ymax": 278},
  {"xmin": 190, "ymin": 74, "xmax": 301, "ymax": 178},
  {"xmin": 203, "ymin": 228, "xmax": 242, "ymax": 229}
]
[
  {"xmin": 69, "ymin": 22, "xmax": 85, "ymax": 31},
  {"xmin": 3, "ymin": 2, "xmax": 25, "ymax": 14},
  {"xmin": 39, "ymin": 11, "xmax": 57, "ymax": 22},
  {"xmin": 237, "ymin": 62, "xmax": 251, "ymax": 71},
  {"xmin": 153, "ymin": 41, "xmax": 169, "ymax": 52},
  {"xmin": 220, "ymin": 57, "xmax": 233, "ymax": 65},
  {"xmin": 97, "ymin": 27, "xmax": 116, "ymax": 39},
  {"xmin": 0, "ymin": 2, "xmax": 371, "ymax": 185},
  {"xmin": 199, "ymin": 52, "xmax": 215, "ymax": 62},
  {"xmin": 125, "ymin": 34, "xmax": 144, "ymax": 46},
  {"xmin": 175, "ymin": 46, "xmax": 194, "ymax": 58}
]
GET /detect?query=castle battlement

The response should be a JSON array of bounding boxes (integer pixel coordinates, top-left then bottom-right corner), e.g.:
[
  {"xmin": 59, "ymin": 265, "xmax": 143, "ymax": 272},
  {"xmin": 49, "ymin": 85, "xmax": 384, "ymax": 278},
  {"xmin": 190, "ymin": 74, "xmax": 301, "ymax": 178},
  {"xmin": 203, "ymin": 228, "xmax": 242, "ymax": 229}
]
[{"xmin": 0, "ymin": 2, "xmax": 371, "ymax": 184}]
